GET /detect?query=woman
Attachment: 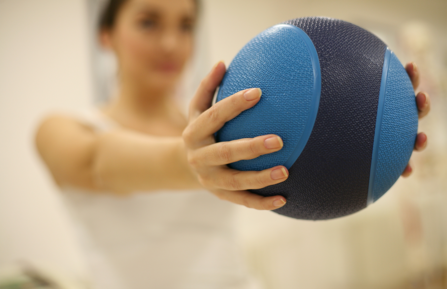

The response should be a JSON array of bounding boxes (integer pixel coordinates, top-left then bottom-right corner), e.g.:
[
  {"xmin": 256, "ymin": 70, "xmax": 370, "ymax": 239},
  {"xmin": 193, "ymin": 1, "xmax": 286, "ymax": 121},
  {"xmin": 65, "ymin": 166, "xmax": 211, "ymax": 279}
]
[{"xmin": 34, "ymin": 0, "xmax": 430, "ymax": 288}]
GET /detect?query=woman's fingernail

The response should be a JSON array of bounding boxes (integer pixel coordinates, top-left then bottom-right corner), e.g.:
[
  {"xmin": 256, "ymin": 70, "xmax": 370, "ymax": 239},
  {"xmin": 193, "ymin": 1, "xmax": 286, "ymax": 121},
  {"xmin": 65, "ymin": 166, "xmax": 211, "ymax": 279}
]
[
  {"xmin": 264, "ymin": 136, "xmax": 283, "ymax": 149},
  {"xmin": 422, "ymin": 93, "xmax": 428, "ymax": 106},
  {"xmin": 421, "ymin": 92, "xmax": 427, "ymax": 103},
  {"xmin": 419, "ymin": 133, "xmax": 427, "ymax": 148},
  {"xmin": 271, "ymin": 167, "xmax": 288, "ymax": 180},
  {"xmin": 273, "ymin": 198, "xmax": 286, "ymax": 208},
  {"xmin": 213, "ymin": 61, "xmax": 223, "ymax": 70},
  {"xmin": 416, "ymin": 93, "xmax": 426, "ymax": 110},
  {"xmin": 244, "ymin": 88, "xmax": 262, "ymax": 101},
  {"xmin": 412, "ymin": 62, "xmax": 418, "ymax": 72}
]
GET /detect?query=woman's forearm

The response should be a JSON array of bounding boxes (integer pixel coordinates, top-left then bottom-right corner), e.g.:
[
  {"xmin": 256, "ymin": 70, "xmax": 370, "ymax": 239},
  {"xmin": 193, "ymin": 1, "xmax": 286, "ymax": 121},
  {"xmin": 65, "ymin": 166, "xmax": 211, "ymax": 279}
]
[{"xmin": 92, "ymin": 129, "xmax": 201, "ymax": 194}]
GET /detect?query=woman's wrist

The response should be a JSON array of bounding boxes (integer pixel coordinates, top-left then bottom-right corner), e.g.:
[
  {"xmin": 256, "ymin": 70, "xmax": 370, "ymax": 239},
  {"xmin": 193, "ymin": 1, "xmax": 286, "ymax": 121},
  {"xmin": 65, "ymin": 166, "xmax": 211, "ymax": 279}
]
[{"xmin": 175, "ymin": 136, "xmax": 202, "ymax": 190}]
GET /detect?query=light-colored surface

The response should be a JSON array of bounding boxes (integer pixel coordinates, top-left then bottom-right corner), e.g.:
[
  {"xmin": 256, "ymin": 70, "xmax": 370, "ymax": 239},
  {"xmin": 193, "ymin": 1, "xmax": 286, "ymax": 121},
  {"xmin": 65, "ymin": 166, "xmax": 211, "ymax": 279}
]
[
  {"xmin": 0, "ymin": 0, "xmax": 92, "ymax": 281},
  {"xmin": 0, "ymin": 0, "xmax": 446, "ymax": 288}
]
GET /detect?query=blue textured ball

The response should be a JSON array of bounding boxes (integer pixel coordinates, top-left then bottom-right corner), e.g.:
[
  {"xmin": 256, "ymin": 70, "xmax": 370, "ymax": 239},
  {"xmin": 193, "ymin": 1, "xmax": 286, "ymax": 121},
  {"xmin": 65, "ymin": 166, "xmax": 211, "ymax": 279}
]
[{"xmin": 214, "ymin": 17, "xmax": 418, "ymax": 220}]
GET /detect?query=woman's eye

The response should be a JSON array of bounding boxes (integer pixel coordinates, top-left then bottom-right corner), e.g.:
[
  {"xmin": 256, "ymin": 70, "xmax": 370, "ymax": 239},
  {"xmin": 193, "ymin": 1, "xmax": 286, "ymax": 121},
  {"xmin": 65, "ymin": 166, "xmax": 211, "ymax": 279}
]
[
  {"xmin": 180, "ymin": 23, "xmax": 194, "ymax": 33},
  {"xmin": 140, "ymin": 19, "xmax": 157, "ymax": 29}
]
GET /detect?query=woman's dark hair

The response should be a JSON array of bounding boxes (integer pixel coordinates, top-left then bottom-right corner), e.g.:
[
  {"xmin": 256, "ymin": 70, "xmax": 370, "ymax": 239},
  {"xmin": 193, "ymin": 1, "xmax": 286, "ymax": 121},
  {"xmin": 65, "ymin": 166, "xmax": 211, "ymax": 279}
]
[{"xmin": 98, "ymin": 0, "xmax": 200, "ymax": 32}]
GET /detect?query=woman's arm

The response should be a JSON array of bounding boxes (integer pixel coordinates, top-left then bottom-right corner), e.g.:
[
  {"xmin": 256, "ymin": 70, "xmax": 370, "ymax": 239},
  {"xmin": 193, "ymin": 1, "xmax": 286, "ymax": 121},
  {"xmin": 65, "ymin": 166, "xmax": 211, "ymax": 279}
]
[
  {"xmin": 35, "ymin": 115, "xmax": 199, "ymax": 194},
  {"xmin": 35, "ymin": 61, "xmax": 290, "ymax": 210}
]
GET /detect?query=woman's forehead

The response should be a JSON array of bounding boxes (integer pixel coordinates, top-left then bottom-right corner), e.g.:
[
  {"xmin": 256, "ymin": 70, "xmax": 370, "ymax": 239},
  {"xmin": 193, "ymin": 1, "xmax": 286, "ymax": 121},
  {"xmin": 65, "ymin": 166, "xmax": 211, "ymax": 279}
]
[{"xmin": 126, "ymin": 0, "xmax": 196, "ymax": 17}]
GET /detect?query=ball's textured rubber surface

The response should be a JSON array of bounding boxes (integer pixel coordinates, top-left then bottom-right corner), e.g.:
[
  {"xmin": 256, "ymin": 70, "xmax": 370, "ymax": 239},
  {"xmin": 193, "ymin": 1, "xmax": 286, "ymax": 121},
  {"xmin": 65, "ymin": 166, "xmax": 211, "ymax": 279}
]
[
  {"xmin": 214, "ymin": 16, "xmax": 418, "ymax": 220},
  {"xmin": 368, "ymin": 49, "xmax": 418, "ymax": 203},
  {"xmin": 215, "ymin": 24, "xmax": 321, "ymax": 171}
]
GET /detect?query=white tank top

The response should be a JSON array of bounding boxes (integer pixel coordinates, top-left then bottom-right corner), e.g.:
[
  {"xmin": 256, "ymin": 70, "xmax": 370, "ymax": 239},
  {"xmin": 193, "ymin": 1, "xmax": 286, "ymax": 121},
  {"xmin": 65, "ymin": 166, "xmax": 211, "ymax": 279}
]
[{"xmin": 61, "ymin": 108, "xmax": 264, "ymax": 289}]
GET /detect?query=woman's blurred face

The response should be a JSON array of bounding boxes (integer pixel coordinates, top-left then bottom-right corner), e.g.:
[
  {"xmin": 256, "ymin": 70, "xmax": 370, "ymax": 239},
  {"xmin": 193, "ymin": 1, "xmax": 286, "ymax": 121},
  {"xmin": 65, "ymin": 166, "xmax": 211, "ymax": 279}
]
[{"xmin": 104, "ymin": 0, "xmax": 196, "ymax": 92}]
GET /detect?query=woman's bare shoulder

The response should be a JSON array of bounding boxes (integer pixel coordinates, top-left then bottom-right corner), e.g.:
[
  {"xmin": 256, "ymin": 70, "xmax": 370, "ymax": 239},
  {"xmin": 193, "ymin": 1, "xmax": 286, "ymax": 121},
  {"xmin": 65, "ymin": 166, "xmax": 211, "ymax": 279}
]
[
  {"xmin": 38, "ymin": 112, "xmax": 91, "ymax": 127},
  {"xmin": 34, "ymin": 112, "xmax": 99, "ymax": 187},
  {"xmin": 35, "ymin": 112, "xmax": 95, "ymax": 145}
]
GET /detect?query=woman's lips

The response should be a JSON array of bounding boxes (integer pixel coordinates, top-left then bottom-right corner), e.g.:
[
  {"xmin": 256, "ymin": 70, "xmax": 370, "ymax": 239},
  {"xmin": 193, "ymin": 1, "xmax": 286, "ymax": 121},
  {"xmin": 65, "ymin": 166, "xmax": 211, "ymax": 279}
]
[{"xmin": 155, "ymin": 62, "xmax": 180, "ymax": 73}]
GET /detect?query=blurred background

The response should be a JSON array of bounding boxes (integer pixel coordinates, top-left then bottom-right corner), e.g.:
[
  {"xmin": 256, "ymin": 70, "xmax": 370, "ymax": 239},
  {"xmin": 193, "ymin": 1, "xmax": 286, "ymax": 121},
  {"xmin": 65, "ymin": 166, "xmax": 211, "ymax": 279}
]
[{"xmin": 0, "ymin": 0, "xmax": 446, "ymax": 288}]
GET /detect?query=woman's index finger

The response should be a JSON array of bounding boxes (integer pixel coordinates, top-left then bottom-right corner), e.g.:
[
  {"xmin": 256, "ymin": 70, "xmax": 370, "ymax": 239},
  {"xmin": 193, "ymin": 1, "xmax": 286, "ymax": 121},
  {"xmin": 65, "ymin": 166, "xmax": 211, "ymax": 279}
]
[{"xmin": 189, "ymin": 61, "xmax": 226, "ymax": 120}]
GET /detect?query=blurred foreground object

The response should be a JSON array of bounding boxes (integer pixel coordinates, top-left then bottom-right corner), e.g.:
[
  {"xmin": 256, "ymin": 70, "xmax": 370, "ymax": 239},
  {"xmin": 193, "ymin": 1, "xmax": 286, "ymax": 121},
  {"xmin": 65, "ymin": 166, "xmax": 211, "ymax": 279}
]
[{"xmin": 0, "ymin": 263, "xmax": 87, "ymax": 289}]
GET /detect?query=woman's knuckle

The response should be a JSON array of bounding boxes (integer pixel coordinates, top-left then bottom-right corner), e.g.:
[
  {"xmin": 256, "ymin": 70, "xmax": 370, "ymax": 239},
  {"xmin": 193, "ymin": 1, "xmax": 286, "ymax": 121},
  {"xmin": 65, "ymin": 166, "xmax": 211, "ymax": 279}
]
[
  {"xmin": 217, "ymin": 143, "xmax": 232, "ymax": 163},
  {"xmin": 211, "ymin": 190, "xmax": 222, "ymax": 199},
  {"xmin": 248, "ymin": 140, "xmax": 259, "ymax": 156},
  {"xmin": 261, "ymin": 199, "xmax": 274, "ymax": 210},
  {"xmin": 199, "ymin": 78, "xmax": 208, "ymax": 89},
  {"xmin": 255, "ymin": 174, "xmax": 270, "ymax": 188},
  {"xmin": 182, "ymin": 127, "xmax": 193, "ymax": 144},
  {"xmin": 230, "ymin": 94, "xmax": 239, "ymax": 107},
  {"xmin": 208, "ymin": 106, "xmax": 220, "ymax": 123},
  {"xmin": 197, "ymin": 175, "xmax": 208, "ymax": 187},
  {"xmin": 187, "ymin": 153, "xmax": 199, "ymax": 169},
  {"xmin": 242, "ymin": 195, "xmax": 253, "ymax": 209},
  {"xmin": 227, "ymin": 174, "xmax": 241, "ymax": 190}
]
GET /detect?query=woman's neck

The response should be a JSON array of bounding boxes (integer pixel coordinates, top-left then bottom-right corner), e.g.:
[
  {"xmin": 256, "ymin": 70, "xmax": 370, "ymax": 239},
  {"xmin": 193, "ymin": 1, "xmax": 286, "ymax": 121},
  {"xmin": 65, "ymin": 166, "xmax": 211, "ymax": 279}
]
[
  {"xmin": 102, "ymin": 80, "xmax": 187, "ymax": 136},
  {"xmin": 115, "ymin": 80, "xmax": 173, "ymax": 120}
]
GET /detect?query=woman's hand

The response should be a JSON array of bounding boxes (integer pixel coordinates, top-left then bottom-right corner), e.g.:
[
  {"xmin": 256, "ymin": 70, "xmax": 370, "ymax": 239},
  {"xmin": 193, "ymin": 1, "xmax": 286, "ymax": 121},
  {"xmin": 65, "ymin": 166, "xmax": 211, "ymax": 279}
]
[
  {"xmin": 183, "ymin": 61, "xmax": 288, "ymax": 210},
  {"xmin": 402, "ymin": 62, "xmax": 430, "ymax": 177}
]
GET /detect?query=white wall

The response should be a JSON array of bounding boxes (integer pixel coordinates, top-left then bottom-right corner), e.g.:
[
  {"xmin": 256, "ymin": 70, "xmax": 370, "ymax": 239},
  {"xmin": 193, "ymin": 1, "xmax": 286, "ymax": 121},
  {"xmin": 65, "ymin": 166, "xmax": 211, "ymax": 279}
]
[
  {"xmin": 0, "ymin": 0, "xmax": 93, "ymax": 280},
  {"xmin": 203, "ymin": 0, "xmax": 447, "ymax": 66}
]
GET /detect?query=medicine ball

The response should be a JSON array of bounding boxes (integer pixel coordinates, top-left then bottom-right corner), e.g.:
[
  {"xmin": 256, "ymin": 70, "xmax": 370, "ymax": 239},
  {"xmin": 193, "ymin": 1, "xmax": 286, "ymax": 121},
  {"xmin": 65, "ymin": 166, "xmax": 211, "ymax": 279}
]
[{"xmin": 214, "ymin": 17, "xmax": 418, "ymax": 220}]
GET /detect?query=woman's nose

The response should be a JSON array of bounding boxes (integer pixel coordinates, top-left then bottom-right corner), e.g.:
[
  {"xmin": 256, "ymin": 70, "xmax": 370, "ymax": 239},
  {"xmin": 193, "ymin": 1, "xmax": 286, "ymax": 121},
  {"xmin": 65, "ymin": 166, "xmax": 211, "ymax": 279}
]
[{"xmin": 160, "ymin": 31, "xmax": 179, "ymax": 53}]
